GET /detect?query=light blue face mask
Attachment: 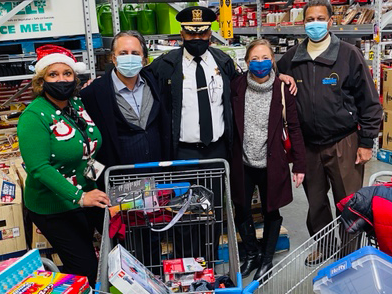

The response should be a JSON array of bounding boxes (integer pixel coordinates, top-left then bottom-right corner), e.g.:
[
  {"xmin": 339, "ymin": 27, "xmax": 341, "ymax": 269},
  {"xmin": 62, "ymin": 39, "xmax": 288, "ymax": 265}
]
[
  {"xmin": 116, "ymin": 54, "xmax": 143, "ymax": 77},
  {"xmin": 305, "ymin": 21, "xmax": 329, "ymax": 42}
]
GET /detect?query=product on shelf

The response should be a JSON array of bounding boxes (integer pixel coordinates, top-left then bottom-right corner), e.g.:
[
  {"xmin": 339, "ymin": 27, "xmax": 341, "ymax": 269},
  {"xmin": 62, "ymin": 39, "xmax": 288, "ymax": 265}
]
[{"xmin": 0, "ymin": 163, "xmax": 26, "ymax": 256}]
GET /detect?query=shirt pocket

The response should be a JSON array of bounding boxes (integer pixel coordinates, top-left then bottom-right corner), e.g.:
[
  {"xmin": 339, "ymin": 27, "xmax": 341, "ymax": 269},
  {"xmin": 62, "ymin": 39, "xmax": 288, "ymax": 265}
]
[{"xmin": 210, "ymin": 77, "xmax": 223, "ymax": 103}]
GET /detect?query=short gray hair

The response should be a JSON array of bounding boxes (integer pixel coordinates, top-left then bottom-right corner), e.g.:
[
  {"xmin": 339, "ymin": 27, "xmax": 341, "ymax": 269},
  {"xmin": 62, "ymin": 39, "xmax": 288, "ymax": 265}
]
[
  {"xmin": 304, "ymin": 0, "xmax": 333, "ymax": 19},
  {"xmin": 111, "ymin": 30, "xmax": 148, "ymax": 59}
]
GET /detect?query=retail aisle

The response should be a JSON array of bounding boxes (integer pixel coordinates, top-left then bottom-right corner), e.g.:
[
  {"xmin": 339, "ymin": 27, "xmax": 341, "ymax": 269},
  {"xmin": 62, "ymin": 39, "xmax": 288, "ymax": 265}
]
[{"xmin": 242, "ymin": 159, "xmax": 392, "ymax": 288}]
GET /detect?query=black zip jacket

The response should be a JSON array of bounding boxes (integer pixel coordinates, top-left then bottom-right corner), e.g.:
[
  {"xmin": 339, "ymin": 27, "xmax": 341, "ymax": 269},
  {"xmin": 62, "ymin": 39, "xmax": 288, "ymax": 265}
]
[
  {"xmin": 278, "ymin": 33, "xmax": 382, "ymax": 147},
  {"xmin": 146, "ymin": 47, "xmax": 237, "ymax": 158}
]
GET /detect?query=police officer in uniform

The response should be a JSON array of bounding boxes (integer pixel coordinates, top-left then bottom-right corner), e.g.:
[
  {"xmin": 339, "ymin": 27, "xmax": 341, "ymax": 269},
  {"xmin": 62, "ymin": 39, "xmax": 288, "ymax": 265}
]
[{"xmin": 147, "ymin": 6, "xmax": 237, "ymax": 260}]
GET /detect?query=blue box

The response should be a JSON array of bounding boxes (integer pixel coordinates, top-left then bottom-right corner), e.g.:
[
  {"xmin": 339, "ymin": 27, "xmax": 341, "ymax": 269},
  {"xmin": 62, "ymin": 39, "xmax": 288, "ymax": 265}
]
[
  {"xmin": 313, "ymin": 246, "xmax": 392, "ymax": 294},
  {"xmin": 377, "ymin": 149, "xmax": 392, "ymax": 164}
]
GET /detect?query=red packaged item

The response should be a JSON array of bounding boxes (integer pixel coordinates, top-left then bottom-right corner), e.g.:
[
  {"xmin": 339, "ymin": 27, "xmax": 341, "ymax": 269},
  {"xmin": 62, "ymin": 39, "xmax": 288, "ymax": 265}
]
[
  {"xmin": 238, "ymin": 21, "xmax": 248, "ymax": 27},
  {"xmin": 194, "ymin": 269, "xmax": 215, "ymax": 284},
  {"xmin": 238, "ymin": 15, "xmax": 248, "ymax": 22},
  {"xmin": 233, "ymin": 21, "xmax": 238, "ymax": 27},
  {"xmin": 233, "ymin": 6, "xmax": 243, "ymax": 15},
  {"xmin": 247, "ymin": 12, "xmax": 257, "ymax": 20},
  {"xmin": 248, "ymin": 20, "xmax": 257, "ymax": 27}
]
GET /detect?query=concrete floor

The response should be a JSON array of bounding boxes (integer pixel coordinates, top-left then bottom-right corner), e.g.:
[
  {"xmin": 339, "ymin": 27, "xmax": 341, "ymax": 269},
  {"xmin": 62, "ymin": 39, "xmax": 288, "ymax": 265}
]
[{"xmin": 241, "ymin": 158, "xmax": 392, "ymax": 289}]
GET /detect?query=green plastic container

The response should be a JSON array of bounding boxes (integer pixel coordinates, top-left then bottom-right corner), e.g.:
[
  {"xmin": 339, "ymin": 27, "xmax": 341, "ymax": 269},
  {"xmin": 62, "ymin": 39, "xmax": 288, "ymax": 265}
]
[
  {"xmin": 97, "ymin": 4, "xmax": 113, "ymax": 37},
  {"xmin": 120, "ymin": 4, "xmax": 137, "ymax": 31},
  {"xmin": 137, "ymin": 4, "xmax": 157, "ymax": 35},
  {"xmin": 155, "ymin": 3, "xmax": 181, "ymax": 34}
]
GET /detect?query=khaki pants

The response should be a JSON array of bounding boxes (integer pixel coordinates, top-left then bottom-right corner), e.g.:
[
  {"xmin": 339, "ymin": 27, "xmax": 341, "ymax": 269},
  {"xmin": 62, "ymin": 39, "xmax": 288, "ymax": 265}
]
[{"xmin": 303, "ymin": 132, "xmax": 364, "ymax": 236}]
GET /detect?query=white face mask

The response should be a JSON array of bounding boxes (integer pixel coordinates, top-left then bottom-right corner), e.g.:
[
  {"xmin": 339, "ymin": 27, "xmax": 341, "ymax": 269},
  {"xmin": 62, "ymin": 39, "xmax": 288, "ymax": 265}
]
[{"xmin": 116, "ymin": 54, "xmax": 143, "ymax": 77}]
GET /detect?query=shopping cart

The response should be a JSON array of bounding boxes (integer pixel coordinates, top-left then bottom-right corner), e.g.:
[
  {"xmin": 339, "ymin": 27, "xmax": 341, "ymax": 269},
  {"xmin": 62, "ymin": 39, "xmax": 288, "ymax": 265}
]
[
  {"xmin": 243, "ymin": 171, "xmax": 390, "ymax": 294},
  {"xmin": 95, "ymin": 159, "xmax": 241, "ymax": 293}
]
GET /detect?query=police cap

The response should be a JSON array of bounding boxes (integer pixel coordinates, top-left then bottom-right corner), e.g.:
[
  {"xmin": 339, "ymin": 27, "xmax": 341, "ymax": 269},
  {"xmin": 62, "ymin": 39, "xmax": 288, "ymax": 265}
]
[{"xmin": 176, "ymin": 6, "xmax": 216, "ymax": 34}]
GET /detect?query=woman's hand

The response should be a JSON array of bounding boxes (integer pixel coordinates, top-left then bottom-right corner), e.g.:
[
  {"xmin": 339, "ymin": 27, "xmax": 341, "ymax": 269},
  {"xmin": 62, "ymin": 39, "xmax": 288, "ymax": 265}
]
[
  {"xmin": 279, "ymin": 74, "xmax": 297, "ymax": 96},
  {"xmin": 81, "ymin": 189, "xmax": 110, "ymax": 208},
  {"xmin": 293, "ymin": 173, "xmax": 305, "ymax": 188}
]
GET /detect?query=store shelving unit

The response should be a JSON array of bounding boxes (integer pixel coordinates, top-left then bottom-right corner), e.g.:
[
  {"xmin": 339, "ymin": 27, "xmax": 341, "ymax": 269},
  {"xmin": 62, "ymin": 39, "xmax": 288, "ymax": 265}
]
[
  {"xmin": 0, "ymin": 0, "xmax": 97, "ymax": 81},
  {"xmin": 234, "ymin": 23, "xmax": 374, "ymax": 36},
  {"xmin": 103, "ymin": 0, "xmax": 229, "ymax": 46}
]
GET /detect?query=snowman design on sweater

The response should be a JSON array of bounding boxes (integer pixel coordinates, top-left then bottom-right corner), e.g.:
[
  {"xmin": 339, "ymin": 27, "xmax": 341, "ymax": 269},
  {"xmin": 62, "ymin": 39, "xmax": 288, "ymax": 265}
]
[
  {"xmin": 50, "ymin": 119, "xmax": 75, "ymax": 141},
  {"xmin": 77, "ymin": 106, "xmax": 95, "ymax": 126}
]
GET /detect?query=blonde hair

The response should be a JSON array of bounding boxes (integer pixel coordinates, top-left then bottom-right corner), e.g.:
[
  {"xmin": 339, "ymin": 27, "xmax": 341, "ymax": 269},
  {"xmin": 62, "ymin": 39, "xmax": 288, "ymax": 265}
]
[
  {"xmin": 245, "ymin": 39, "xmax": 277, "ymax": 72},
  {"xmin": 32, "ymin": 65, "xmax": 81, "ymax": 97}
]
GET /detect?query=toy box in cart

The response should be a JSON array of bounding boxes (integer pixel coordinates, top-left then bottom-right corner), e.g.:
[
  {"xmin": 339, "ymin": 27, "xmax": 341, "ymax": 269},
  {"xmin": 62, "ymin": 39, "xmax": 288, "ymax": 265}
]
[
  {"xmin": 313, "ymin": 246, "xmax": 392, "ymax": 293},
  {"xmin": 7, "ymin": 271, "xmax": 90, "ymax": 294},
  {"xmin": 108, "ymin": 244, "xmax": 171, "ymax": 294}
]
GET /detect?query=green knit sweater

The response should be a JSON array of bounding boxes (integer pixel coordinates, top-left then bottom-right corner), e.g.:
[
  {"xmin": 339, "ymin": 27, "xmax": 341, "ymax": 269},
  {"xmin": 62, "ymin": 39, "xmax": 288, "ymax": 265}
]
[{"xmin": 17, "ymin": 96, "xmax": 102, "ymax": 214}]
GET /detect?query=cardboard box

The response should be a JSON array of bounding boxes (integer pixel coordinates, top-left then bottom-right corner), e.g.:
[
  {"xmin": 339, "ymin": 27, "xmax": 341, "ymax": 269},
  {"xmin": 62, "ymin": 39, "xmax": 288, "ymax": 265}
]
[
  {"xmin": 0, "ymin": 202, "xmax": 26, "ymax": 255},
  {"xmin": 383, "ymin": 69, "xmax": 392, "ymax": 110},
  {"xmin": 0, "ymin": 0, "xmax": 99, "ymax": 42},
  {"xmin": 108, "ymin": 244, "xmax": 171, "ymax": 294},
  {"xmin": 383, "ymin": 110, "xmax": 392, "ymax": 151},
  {"xmin": 9, "ymin": 271, "xmax": 90, "ymax": 294},
  {"xmin": 32, "ymin": 223, "xmax": 52, "ymax": 249}
]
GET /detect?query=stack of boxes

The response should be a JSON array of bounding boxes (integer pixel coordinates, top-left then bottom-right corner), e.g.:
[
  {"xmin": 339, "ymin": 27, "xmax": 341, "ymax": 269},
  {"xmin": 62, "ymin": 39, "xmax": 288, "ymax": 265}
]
[
  {"xmin": 0, "ymin": 161, "xmax": 26, "ymax": 258},
  {"xmin": 378, "ymin": 68, "xmax": 392, "ymax": 163},
  {"xmin": 232, "ymin": 6, "xmax": 257, "ymax": 28}
]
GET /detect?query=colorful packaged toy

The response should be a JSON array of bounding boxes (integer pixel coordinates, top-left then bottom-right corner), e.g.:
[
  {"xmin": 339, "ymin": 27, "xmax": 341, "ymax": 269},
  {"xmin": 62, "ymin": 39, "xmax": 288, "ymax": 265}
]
[{"xmin": 7, "ymin": 271, "xmax": 90, "ymax": 294}]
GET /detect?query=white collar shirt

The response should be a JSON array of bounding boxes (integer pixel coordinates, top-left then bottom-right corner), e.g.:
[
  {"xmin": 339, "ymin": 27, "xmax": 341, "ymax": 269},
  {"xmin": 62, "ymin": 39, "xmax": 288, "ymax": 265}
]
[{"xmin": 180, "ymin": 48, "xmax": 224, "ymax": 143}]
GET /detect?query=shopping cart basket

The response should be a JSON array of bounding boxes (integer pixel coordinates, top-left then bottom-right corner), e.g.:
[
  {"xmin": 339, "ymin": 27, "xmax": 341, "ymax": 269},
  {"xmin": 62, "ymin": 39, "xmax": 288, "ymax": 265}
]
[
  {"xmin": 243, "ymin": 171, "xmax": 389, "ymax": 294},
  {"xmin": 95, "ymin": 159, "xmax": 241, "ymax": 293}
]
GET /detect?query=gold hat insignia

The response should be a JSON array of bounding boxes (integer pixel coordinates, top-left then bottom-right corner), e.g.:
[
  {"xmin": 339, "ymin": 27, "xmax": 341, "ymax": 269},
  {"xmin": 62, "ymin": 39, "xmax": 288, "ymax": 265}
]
[{"xmin": 192, "ymin": 9, "xmax": 202, "ymax": 22}]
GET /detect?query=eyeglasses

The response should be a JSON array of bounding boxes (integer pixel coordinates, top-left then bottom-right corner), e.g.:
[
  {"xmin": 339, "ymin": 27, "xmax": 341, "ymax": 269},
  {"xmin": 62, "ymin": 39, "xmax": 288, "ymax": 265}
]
[{"xmin": 63, "ymin": 106, "xmax": 87, "ymax": 131}]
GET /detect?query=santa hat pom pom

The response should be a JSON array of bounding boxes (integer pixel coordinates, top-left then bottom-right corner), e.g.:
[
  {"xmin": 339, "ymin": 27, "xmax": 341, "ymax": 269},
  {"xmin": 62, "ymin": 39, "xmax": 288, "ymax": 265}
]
[{"xmin": 74, "ymin": 62, "xmax": 86, "ymax": 74}]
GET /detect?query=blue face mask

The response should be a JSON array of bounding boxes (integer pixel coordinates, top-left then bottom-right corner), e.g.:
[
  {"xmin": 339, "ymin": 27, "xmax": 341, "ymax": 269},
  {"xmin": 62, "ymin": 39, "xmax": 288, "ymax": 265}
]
[
  {"xmin": 116, "ymin": 54, "xmax": 143, "ymax": 77},
  {"xmin": 248, "ymin": 60, "xmax": 273, "ymax": 78},
  {"xmin": 305, "ymin": 21, "xmax": 329, "ymax": 42}
]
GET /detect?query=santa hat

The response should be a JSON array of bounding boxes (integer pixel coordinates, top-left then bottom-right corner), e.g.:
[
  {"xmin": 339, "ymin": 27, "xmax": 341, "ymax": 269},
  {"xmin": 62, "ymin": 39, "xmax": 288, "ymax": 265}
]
[{"xmin": 34, "ymin": 45, "xmax": 86, "ymax": 74}]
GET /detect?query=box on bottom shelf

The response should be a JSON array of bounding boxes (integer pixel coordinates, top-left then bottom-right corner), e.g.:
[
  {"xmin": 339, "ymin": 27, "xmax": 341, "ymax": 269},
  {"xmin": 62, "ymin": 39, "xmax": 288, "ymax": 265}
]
[
  {"xmin": 313, "ymin": 246, "xmax": 392, "ymax": 294},
  {"xmin": 0, "ymin": 203, "xmax": 26, "ymax": 256}
]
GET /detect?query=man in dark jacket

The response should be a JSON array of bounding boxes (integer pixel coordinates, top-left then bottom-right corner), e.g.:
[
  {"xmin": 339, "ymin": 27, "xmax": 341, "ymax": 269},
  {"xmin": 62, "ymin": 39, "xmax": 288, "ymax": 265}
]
[
  {"xmin": 80, "ymin": 31, "xmax": 167, "ymax": 189},
  {"xmin": 278, "ymin": 0, "xmax": 382, "ymax": 265},
  {"xmin": 80, "ymin": 31, "xmax": 166, "ymax": 272}
]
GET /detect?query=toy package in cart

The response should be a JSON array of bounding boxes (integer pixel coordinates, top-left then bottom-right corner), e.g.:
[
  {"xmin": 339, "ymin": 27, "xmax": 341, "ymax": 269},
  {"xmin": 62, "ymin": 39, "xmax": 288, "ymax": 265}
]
[
  {"xmin": 7, "ymin": 271, "xmax": 90, "ymax": 294},
  {"xmin": 108, "ymin": 244, "xmax": 171, "ymax": 294}
]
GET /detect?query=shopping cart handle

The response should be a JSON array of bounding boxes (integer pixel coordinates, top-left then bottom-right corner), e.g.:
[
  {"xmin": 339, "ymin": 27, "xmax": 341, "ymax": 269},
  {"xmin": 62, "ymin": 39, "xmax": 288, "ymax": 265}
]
[
  {"xmin": 242, "ymin": 280, "xmax": 259, "ymax": 294},
  {"xmin": 134, "ymin": 159, "xmax": 200, "ymax": 169}
]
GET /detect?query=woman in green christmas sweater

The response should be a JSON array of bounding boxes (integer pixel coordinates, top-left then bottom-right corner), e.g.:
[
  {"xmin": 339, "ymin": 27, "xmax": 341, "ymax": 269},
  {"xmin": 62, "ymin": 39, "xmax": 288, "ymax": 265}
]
[{"xmin": 17, "ymin": 45, "xmax": 110, "ymax": 286}]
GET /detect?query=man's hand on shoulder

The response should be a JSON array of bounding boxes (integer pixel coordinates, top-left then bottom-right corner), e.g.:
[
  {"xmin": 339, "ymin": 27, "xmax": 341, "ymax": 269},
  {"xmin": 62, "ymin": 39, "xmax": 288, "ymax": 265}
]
[
  {"xmin": 355, "ymin": 147, "xmax": 372, "ymax": 165},
  {"xmin": 81, "ymin": 76, "xmax": 101, "ymax": 89},
  {"xmin": 279, "ymin": 73, "xmax": 297, "ymax": 96}
]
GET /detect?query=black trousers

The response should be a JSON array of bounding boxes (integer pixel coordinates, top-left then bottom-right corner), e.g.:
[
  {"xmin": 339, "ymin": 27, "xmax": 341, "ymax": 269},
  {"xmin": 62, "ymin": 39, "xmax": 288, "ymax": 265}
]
[
  {"xmin": 29, "ymin": 207, "xmax": 104, "ymax": 287},
  {"xmin": 235, "ymin": 165, "xmax": 280, "ymax": 225},
  {"xmin": 174, "ymin": 138, "xmax": 227, "ymax": 261}
]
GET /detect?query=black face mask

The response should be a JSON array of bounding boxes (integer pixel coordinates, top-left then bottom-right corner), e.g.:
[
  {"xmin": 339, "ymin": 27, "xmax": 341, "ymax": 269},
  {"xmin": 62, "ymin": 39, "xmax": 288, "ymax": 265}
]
[
  {"xmin": 43, "ymin": 81, "xmax": 76, "ymax": 101},
  {"xmin": 183, "ymin": 39, "xmax": 209, "ymax": 57}
]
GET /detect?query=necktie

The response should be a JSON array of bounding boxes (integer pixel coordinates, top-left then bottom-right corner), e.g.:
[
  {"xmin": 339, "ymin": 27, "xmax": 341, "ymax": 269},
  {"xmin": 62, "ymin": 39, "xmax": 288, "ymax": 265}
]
[{"xmin": 194, "ymin": 56, "xmax": 213, "ymax": 146}]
